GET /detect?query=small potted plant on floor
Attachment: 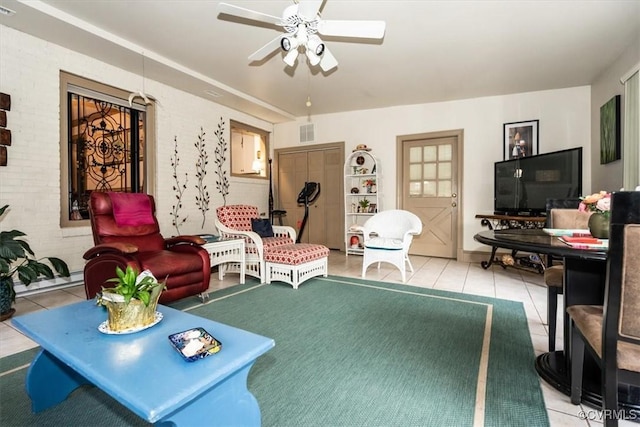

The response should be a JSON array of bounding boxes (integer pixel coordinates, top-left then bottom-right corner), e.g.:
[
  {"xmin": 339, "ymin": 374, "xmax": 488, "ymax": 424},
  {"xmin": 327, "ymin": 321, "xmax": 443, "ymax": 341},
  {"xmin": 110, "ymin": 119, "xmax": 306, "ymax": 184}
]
[
  {"xmin": 0, "ymin": 205, "xmax": 70, "ymax": 320},
  {"xmin": 98, "ymin": 265, "xmax": 166, "ymax": 332}
]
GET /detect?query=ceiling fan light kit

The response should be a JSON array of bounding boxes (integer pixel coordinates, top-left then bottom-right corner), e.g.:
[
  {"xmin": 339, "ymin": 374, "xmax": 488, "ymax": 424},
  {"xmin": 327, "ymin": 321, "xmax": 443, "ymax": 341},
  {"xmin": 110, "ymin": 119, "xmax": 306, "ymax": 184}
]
[
  {"xmin": 307, "ymin": 35, "xmax": 325, "ymax": 56},
  {"xmin": 283, "ymin": 49, "xmax": 299, "ymax": 67},
  {"xmin": 218, "ymin": 0, "xmax": 386, "ymax": 72}
]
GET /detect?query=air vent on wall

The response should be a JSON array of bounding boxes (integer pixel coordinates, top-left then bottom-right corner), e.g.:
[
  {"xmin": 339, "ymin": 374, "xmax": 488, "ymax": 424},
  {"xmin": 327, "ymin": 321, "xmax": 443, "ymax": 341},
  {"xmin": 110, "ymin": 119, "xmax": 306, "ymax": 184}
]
[{"xmin": 300, "ymin": 123, "xmax": 315, "ymax": 143}]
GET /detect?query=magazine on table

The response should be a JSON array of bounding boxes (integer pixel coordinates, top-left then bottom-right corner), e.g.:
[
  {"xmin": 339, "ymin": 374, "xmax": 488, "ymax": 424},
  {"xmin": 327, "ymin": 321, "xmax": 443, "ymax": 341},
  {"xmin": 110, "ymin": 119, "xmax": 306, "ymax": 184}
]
[
  {"xmin": 542, "ymin": 228, "xmax": 592, "ymax": 237},
  {"xmin": 559, "ymin": 236, "xmax": 608, "ymax": 250}
]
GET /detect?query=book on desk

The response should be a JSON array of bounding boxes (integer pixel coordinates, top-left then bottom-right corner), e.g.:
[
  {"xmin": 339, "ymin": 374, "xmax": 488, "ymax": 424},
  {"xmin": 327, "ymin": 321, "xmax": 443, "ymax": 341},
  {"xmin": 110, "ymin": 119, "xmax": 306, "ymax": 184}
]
[
  {"xmin": 542, "ymin": 228, "xmax": 592, "ymax": 237},
  {"xmin": 559, "ymin": 236, "xmax": 609, "ymax": 250}
]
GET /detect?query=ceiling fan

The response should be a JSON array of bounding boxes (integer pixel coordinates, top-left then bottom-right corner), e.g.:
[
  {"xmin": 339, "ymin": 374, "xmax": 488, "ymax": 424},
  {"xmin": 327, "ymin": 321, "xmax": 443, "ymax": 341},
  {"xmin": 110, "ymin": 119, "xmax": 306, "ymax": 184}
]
[{"xmin": 217, "ymin": 0, "xmax": 386, "ymax": 72}]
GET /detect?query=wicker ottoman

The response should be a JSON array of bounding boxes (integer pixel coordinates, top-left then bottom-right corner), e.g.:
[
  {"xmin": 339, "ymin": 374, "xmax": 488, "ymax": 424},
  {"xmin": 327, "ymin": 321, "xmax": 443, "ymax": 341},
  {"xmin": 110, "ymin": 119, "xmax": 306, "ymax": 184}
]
[{"xmin": 264, "ymin": 243, "xmax": 329, "ymax": 289}]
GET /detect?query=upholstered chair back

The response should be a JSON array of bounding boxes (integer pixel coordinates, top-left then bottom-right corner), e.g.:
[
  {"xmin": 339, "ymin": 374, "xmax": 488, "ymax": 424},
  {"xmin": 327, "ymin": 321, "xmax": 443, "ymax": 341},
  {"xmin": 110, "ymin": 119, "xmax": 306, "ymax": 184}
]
[
  {"xmin": 549, "ymin": 209, "xmax": 592, "ymax": 229},
  {"xmin": 216, "ymin": 205, "xmax": 260, "ymax": 232},
  {"xmin": 89, "ymin": 192, "xmax": 165, "ymax": 252},
  {"xmin": 620, "ymin": 225, "xmax": 640, "ymax": 342}
]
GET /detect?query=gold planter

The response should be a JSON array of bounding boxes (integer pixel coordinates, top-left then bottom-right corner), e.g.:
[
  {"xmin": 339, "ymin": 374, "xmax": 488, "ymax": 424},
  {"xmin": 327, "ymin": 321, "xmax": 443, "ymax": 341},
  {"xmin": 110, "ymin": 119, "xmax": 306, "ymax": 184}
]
[{"xmin": 101, "ymin": 292, "xmax": 160, "ymax": 332}]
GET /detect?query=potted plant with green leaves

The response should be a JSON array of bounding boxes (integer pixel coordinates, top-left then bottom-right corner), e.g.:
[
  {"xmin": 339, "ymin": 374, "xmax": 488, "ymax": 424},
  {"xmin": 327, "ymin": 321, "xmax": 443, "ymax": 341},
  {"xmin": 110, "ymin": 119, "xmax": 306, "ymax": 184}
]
[
  {"xmin": 358, "ymin": 198, "xmax": 370, "ymax": 213},
  {"xmin": 0, "ymin": 204, "xmax": 70, "ymax": 320},
  {"xmin": 98, "ymin": 265, "xmax": 165, "ymax": 332}
]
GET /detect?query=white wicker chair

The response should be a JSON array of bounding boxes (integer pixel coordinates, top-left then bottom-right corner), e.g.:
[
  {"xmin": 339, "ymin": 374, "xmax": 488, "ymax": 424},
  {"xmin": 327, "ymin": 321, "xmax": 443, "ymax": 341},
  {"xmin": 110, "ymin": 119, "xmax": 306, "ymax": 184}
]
[
  {"xmin": 215, "ymin": 205, "xmax": 296, "ymax": 283},
  {"xmin": 360, "ymin": 210, "xmax": 422, "ymax": 283}
]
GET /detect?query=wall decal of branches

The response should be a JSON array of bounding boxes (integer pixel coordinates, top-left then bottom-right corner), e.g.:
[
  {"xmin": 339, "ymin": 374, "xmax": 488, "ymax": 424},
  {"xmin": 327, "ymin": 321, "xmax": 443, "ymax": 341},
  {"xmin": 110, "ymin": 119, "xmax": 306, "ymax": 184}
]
[
  {"xmin": 214, "ymin": 117, "xmax": 229, "ymax": 206},
  {"xmin": 194, "ymin": 127, "xmax": 209, "ymax": 229},
  {"xmin": 170, "ymin": 135, "xmax": 188, "ymax": 235}
]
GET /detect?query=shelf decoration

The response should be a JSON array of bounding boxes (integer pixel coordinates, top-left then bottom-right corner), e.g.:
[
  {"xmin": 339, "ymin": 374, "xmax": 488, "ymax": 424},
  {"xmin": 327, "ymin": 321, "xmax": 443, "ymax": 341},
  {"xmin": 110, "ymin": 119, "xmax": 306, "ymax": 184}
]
[
  {"xmin": 363, "ymin": 178, "xmax": 376, "ymax": 193},
  {"xmin": 0, "ymin": 92, "xmax": 11, "ymax": 167},
  {"xmin": 344, "ymin": 148, "xmax": 380, "ymax": 255}
]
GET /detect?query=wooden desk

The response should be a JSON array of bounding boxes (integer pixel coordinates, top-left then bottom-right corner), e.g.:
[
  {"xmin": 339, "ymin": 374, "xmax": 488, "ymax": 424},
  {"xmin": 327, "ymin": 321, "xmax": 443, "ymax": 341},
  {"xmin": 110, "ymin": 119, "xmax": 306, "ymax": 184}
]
[
  {"xmin": 474, "ymin": 230, "xmax": 639, "ymax": 412},
  {"xmin": 12, "ymin": 301, "xmax": 274, "ymax": 425}
]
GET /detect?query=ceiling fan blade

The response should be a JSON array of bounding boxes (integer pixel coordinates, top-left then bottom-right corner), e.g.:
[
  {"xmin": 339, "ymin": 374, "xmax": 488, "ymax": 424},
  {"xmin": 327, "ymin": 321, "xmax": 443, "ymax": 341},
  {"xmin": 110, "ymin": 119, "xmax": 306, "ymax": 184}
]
[
  {"xmin": 297, "ymin": 0, "xmax": 323, "ymax": 21},
  {"xmin": 319, "ymin": 47, "xmax": 338, "ymax": 72},
  {"xmin": 317, "ymin": 20, "xmax": 386, "ymax": 39},
  {"xmin": 248, "ymin": 35, "xmax": 284, "ymax": 62},
  {"xmin": 218, "ymin": 2, "xmax": 282, "ymax": 26}
]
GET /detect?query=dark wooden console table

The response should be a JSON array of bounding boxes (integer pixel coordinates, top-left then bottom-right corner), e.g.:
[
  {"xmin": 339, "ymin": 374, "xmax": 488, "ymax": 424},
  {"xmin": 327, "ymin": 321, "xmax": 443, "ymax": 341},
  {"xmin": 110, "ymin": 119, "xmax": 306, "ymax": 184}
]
[{"xmin": 475, "ymin": 214, "xmax": 547, "ymax": 272}]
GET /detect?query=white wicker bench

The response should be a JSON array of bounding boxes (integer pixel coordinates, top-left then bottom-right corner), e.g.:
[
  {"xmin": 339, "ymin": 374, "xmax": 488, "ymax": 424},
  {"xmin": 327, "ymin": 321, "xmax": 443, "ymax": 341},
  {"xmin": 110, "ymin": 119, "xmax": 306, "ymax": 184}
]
[{"xmin": 264, "ymin": 243, "xmax": 329, "ymax": 289}]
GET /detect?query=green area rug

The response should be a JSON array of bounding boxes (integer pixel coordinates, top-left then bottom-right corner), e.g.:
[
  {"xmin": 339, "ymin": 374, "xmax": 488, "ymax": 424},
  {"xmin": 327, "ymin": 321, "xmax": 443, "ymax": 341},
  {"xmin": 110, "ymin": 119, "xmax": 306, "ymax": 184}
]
[{"xmin": 0, "ymin": 276, "xmax": 548, "ymax": 426}]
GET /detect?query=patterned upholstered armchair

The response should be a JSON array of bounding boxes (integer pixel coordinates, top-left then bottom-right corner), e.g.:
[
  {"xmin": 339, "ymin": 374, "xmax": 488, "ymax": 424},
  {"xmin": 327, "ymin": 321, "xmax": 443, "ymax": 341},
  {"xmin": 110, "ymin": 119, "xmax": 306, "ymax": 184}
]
[{"xmin": 215, "ymin": 205, "xmax": 296, "ymax": 283}]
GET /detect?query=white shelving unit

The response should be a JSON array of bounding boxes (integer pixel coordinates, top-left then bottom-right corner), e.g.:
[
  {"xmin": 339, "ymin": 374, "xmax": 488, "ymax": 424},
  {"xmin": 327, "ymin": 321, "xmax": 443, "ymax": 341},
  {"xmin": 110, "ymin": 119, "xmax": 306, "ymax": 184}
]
[{"xmin": 344, "ymin": 149, "xmax": 380, "ymax": 256}]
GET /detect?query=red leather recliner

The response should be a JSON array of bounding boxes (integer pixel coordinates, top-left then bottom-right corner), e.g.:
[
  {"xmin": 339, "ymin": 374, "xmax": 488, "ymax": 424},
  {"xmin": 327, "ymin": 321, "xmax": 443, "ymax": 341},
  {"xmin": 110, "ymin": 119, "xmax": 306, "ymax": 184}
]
[{"xmin": 83, "ymin": 192, "xmax": 211, "ymax": 304}]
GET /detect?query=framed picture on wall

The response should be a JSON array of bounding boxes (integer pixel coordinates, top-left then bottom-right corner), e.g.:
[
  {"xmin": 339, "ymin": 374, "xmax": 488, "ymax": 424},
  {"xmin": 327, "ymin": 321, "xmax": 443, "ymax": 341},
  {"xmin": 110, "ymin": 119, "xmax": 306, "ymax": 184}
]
[
  {"xmin": 503, "ymin": 120, "xmax": 539, "ymax": 160},
  {"xmin": 600, "ymin": 95, "xmax": 621, "ymax": 164}
]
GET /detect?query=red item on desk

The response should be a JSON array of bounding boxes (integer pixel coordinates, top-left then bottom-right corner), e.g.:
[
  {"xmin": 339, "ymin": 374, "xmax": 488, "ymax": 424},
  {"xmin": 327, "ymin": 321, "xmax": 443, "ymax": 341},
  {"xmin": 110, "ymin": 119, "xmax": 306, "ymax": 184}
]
[{"xmin": 561, "ymin": 236, "xmax": 602, "ymax": 244}]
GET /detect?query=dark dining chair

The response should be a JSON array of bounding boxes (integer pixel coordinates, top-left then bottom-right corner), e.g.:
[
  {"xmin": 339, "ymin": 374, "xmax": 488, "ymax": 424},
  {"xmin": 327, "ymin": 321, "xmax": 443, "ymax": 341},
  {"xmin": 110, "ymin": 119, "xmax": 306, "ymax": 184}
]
[
  {"xmin": 543, "ymin": 198, "xmax": 588, "ymax": 351},
  {"xmin": 567, "ymin": 191, "xmax": 640, "ymax": 426}
]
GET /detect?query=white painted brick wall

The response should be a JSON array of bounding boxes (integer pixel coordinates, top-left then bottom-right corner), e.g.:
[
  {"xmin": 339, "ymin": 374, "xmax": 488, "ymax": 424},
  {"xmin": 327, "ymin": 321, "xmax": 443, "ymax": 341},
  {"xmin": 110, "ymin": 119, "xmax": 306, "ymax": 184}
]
[{"xmin": 0, "ymin": 25, "xmax": 274, "ymax": 279}]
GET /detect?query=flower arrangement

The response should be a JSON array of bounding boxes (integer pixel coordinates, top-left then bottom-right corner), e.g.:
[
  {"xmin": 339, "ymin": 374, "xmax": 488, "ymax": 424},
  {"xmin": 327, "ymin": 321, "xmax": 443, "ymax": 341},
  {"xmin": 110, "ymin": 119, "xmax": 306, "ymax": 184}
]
[
  {"xmin": 578, "ymin": 191, "xmax": 611, "ymax": 218},
  {"xmin": 363, "ymin": 179, "xmax": 376, "ymax": 187}
]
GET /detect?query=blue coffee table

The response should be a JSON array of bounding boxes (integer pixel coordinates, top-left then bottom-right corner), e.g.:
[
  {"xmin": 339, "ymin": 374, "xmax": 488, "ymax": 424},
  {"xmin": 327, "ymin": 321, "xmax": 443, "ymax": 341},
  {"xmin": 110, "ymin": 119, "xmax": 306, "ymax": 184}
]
[{"xmin": 12, "ymin": 300, "xmax": 274, "ymax": 425}]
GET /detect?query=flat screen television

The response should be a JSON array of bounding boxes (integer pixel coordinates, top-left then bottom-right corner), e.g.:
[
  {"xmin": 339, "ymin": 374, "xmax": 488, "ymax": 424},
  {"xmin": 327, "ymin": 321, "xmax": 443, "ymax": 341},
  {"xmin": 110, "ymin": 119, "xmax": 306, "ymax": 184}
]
[{"xmin": 494, "ymin": 147, "xmax": 583, "ymax": 216}]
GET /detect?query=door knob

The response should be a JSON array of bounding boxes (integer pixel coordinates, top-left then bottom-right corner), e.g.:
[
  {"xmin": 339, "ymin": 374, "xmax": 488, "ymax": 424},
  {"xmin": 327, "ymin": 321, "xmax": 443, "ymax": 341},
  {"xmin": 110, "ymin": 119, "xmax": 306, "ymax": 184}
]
[
  {"xmin": 452, "ymin": 193, "xmax": 457, "ymax": 198},
  {"xmin": 452, "ymin": 202, "xmax": 457, "ymax": 207}
]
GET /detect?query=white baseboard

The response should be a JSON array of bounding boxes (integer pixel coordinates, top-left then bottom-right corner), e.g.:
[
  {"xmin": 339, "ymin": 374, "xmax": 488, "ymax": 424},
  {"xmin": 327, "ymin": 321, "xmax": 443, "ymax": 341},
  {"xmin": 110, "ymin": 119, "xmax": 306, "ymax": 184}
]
[{"xmin": 13, "ymin": 271, "xmax": 84, "ymax": 297}]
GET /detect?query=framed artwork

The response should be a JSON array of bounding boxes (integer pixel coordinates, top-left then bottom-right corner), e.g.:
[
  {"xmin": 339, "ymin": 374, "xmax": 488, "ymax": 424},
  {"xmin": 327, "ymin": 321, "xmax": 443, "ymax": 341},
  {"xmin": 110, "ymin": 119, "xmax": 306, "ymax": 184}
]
[
  {"xmin": 600, "ymin": 95, "xmax": 621, "ymax": 164},
  {"xmin": 368, "ymin": 203, "xmax": 377, "ymax": 213},
  {"xmin": 503, "ymin": 120, "xmax": 539, "ymax": 160}
]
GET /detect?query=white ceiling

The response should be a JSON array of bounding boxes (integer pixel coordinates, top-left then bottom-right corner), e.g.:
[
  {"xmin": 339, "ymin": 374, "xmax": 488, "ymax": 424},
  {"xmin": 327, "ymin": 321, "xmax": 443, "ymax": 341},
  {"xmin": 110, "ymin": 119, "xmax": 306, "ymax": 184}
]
[{"xmin": 1, "ymin": 0, "xmax": 639, "ymax": 123}]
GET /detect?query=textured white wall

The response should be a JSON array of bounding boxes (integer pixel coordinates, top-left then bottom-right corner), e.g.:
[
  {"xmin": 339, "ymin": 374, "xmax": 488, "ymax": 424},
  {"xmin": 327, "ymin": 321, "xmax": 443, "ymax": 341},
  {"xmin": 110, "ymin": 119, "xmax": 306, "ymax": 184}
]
[
  {"xmin": 274, "ymin": 87, "xmax": 592, "ymax": 252},
  {"xmin": 0, "ymin": 25, "xmax": 272, "ymax": 275}
]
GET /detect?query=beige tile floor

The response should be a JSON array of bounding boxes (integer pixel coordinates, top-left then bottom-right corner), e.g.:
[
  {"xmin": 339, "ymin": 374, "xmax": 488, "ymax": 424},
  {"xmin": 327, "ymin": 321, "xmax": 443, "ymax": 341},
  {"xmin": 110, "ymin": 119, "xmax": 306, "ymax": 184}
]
[{"xmin": 1, "ymin": 250, "xmax": 634, "ymax": 427}]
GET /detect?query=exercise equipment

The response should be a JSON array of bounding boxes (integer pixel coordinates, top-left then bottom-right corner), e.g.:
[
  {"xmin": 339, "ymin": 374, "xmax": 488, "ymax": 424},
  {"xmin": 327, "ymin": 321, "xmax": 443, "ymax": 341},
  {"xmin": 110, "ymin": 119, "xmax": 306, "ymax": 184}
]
[
  {"xmin": 296, "ymin": 182, "xmax": 321, "ymax": 243},
  {"xmin": 268, "ymin": 158, "xmax": 287, "ymax": 225}
]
